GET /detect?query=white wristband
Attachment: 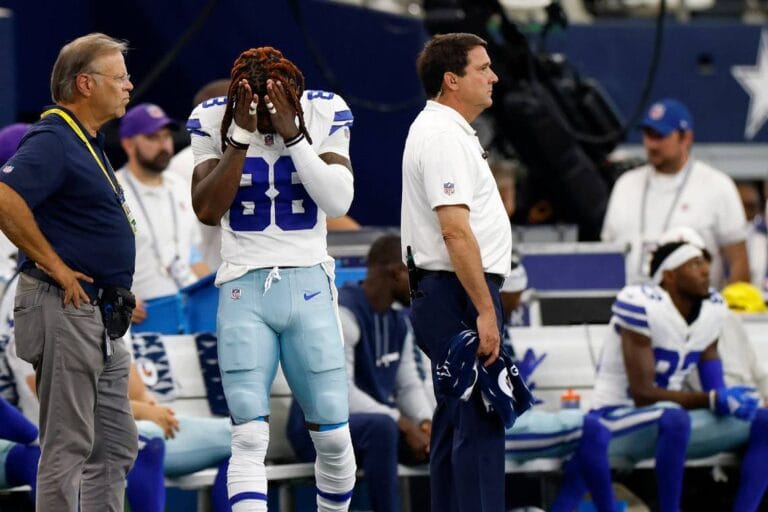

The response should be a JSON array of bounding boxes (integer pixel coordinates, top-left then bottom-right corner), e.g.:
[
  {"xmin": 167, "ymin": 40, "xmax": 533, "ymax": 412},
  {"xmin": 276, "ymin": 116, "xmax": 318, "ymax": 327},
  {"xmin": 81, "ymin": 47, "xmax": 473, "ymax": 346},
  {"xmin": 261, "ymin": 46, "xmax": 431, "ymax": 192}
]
[{"xmin": 230, "ymin": 124, "xmax": 254, "ymax": 146}]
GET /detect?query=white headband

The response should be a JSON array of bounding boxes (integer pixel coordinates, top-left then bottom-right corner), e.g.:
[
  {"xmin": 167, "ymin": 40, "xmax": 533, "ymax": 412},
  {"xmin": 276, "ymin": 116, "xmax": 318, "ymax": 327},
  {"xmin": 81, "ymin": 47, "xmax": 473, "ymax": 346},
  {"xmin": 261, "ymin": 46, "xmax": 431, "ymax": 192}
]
[{"xmin": 651, "ymin": 243, "xmax": 703, "ymax": 285}]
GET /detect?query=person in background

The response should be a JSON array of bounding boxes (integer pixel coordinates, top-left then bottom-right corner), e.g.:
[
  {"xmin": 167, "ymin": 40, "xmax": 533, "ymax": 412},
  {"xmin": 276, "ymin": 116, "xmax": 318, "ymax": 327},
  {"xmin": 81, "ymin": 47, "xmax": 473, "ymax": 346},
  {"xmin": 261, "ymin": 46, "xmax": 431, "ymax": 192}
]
[
  {"xmin": 116, "ymin": 103, "xmax": 210, "ymax": 324},
  {"xmin": 552, "ymin": 234, "xmax": 768, "ymax": 512},
  {"xmin": 688, "ymin": 281, "xmax": 768, "ymax": 403},
  {"xmin": 0, "ymin": 282, "xmax": 39, "ymax": 500},
  {"xmin": 735, "ymin": 181, "xmax": 767, "ymax": 292},
  {"xmin": 602, "ymin": 98, "xmax": 749, "ymax": 287},
  {"xmin": 500, "ymin": 254, "xmax": 528, "ymax": 329},
  {"xmin": 168, "ymin": 79, "xmax": 231, "ymax": 271},
  {"xmin": 490, "ymin": 158, "xmax": 518, "ymax": 220},
  {"xmin": 0, "ymin": 33, "xmax": 138, "ymax": 511}
]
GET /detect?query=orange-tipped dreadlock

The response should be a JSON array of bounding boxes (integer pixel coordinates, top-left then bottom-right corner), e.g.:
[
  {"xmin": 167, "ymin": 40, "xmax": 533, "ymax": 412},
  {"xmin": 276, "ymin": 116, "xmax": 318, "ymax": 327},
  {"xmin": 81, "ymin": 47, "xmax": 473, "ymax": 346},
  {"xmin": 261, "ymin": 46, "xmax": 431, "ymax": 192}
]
[{"xmin": 220, "ymin": 47, "xmax": 312, "ymax": 149}]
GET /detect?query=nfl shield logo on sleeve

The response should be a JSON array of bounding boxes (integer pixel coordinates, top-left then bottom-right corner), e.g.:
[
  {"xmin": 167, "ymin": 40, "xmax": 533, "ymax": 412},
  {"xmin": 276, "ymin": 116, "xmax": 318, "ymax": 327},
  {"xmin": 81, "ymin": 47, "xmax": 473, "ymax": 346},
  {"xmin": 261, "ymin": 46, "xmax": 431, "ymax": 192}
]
[{"xmin": 443, "ymin": 182, "xmax": 455, "ymax": 196}]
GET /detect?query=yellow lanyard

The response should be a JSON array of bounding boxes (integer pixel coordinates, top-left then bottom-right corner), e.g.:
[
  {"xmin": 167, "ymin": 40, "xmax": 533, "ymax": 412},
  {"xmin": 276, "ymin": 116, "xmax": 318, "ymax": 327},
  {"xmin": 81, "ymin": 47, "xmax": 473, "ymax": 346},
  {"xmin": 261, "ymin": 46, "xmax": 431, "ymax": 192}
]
[{"xmin": 41, "ymin": 108, "xmax": 136, "ymax": 234}]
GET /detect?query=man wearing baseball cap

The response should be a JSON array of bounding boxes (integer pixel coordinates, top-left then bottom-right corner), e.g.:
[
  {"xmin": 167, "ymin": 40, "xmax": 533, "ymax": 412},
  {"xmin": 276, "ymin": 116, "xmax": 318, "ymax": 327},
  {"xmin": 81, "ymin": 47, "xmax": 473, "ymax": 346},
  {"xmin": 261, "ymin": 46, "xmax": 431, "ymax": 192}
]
[
  {"xmin": 116, "ymin": 103, "xmax": 209, "ymax": 326},
  {"xmin": 601, "ymin": 98, "xmax": 749, "ymax": 288}
]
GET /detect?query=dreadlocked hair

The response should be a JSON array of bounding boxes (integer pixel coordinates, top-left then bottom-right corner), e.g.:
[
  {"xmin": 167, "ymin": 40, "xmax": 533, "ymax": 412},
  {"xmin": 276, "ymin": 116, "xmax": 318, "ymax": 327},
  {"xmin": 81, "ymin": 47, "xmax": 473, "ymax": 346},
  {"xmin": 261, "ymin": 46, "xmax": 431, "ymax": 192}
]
[{"xmin": 220, "ymin": 47, "xmax": 312, "ymax": 149}]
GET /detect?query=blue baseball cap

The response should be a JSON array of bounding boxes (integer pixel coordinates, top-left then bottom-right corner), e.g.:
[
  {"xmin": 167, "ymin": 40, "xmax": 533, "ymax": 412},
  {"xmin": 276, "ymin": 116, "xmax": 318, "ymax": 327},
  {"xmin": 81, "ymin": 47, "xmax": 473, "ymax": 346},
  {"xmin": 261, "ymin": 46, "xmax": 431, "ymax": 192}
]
[
  {"xmin": 119, "ymin": 103, "xmax": 178, "ymax": 139},
  {"xmin": 640, "ymin": 98, "xmax": 693, "ymax": 136},
  {"xmin": 0, "ymin": 123, "xmax": 31, "ymax": 166}
]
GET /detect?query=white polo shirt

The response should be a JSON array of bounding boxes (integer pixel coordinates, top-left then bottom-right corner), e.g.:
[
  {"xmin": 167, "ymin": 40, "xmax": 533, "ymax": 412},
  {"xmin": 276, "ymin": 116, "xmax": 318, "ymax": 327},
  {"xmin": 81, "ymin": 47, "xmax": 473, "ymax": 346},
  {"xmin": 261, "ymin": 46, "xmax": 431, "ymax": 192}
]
[
  {"xmin": 401, "ymin": 101, "xmax": 512, "ymax": 276},
  {"xmin": 601, "ymin": 159, "xmax": 746, "ymax": 286},
  {"xmin": 116, "ymin": 168, "xmax": 203, "ymax": 300}
]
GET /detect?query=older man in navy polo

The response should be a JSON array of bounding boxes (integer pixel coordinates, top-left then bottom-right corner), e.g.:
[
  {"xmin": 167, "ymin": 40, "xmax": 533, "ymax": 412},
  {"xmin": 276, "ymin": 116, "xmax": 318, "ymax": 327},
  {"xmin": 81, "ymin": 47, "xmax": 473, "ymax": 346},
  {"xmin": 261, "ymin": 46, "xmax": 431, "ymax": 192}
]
[{"xmin": 0, "ymin": 33, "xmax": 138, "ymax": 512}]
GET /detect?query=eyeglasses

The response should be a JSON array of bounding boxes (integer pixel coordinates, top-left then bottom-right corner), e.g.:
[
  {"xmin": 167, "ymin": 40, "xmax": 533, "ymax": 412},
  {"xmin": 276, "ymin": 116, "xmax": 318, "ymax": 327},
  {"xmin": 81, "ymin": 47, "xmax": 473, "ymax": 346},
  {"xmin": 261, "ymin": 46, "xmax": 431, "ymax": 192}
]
[{"xmin": 88, "ymin": 71, "xmax": 131, "ymax": 84}]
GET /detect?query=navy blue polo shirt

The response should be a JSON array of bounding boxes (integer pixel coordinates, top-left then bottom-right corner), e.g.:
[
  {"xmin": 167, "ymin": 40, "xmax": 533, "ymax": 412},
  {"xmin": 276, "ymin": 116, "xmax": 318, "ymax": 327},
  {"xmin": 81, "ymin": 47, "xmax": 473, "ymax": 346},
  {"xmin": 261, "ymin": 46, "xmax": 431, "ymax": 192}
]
[{"xmin": 0, "ymin": 107, "xmax": 135, "ymax": 289}]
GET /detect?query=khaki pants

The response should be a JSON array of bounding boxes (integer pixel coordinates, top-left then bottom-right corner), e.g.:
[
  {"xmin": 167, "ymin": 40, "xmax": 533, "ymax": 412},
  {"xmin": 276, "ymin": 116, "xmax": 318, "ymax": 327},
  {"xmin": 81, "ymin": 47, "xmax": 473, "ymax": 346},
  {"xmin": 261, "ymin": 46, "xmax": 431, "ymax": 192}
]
[{"xmin": 14, "ymin": 273, "xmax": 137, "ymax": 512}]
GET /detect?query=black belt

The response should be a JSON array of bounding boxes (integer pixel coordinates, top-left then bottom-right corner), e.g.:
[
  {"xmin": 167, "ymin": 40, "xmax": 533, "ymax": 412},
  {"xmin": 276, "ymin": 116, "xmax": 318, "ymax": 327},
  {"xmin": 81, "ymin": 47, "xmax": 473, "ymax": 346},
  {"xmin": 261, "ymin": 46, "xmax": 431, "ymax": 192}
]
[
  {"xmin": 418, "ymin": 269, "xmax": 504, "ymax": 288},
  {"xmin": 22, "ymin": 266, "xmax": 100, "ymax": 302}
]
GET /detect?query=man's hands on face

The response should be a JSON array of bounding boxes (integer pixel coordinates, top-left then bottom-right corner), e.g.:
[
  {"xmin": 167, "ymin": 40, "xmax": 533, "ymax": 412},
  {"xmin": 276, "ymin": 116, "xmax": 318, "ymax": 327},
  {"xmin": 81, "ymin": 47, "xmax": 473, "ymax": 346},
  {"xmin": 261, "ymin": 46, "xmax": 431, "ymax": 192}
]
[
  {"xmin": 233, "ymin": 79, "xmax": 258, "ymax": 133},
  {"xmin": 265, "ymin": 79, "xmax": 300, "ymax": 141}
]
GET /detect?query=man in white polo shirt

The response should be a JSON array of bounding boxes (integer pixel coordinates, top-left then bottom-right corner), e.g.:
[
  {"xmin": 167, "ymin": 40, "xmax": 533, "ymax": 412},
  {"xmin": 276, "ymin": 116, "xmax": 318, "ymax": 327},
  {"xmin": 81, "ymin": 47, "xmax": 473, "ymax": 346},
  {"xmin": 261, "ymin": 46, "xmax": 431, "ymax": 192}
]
[
  {"xmin": 401, "ymin": 32, "xmax": 513, "ymax": 512},
  {"xmin": 116, "ymin": 103, "xmax": 210, "ymax": 324},
  {"xmin": 601, "ymin": 98, "xmax": 748, "ymax": 287}
]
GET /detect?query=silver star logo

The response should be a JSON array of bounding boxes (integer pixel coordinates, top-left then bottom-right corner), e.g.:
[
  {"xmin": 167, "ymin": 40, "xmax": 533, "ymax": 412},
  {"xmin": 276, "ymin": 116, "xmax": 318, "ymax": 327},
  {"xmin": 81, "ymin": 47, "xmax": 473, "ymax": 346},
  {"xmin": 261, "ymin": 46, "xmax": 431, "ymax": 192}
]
[{"xmin": 732, "ymin": 29, "xmax": 768, "ymax": 140}]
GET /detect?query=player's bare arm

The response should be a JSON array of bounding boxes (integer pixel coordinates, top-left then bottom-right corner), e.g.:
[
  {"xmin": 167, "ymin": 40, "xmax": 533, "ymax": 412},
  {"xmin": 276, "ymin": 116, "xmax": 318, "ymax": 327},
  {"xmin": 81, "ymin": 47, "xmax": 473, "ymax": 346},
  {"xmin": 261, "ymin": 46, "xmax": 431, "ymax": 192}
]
[
  {"xmin": 436, "ymin": 204, "xmax": 500, "ymax": 366},
  {"xmin": 191, "ymin": 79, "xmax": 257, "ymax": 226},
  {"xmin": 621, "ymin": 327, "xmax": 710, "ymax": 409}
]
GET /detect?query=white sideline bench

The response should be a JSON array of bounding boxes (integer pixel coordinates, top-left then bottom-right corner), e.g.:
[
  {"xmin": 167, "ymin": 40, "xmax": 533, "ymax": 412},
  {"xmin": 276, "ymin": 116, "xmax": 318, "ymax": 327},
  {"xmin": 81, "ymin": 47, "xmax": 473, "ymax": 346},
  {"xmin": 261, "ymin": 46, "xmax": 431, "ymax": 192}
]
[{"xmin": 144, "ymin": 326, "xmax": 744, "ymax": 510}]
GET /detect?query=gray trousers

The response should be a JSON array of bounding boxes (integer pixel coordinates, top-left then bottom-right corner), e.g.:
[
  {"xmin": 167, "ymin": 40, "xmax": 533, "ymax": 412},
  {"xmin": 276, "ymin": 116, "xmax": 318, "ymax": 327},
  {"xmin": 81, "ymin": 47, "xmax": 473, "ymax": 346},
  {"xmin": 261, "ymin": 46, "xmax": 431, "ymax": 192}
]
[{"xmin": 14, "ymin": 273, "xmax": 138, "ymax": 512}]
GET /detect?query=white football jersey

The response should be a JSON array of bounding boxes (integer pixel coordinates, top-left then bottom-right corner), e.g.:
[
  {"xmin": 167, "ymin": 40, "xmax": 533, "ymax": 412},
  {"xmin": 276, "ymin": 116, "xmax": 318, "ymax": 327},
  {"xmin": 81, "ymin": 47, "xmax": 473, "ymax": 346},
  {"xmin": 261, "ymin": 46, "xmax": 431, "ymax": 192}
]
[
  {"xmin": 592, "ymin": 284, "xmax": 726, "ymax": 408},
  {"xmin": 188, "ymin": 90, "xmax": 353, "ymax": 285}
]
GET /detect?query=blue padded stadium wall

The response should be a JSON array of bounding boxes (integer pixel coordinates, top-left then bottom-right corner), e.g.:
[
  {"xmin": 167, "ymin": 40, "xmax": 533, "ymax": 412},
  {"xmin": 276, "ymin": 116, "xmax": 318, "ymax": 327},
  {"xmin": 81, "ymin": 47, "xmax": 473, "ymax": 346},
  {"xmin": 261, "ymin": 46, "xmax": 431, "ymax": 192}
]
[
  {"xmin": 1, "ymin": 0, "xmax": 429, "ymax": 228},
  {"xmin": 2, "ymin": 0, "xmax": 766, "ymax": 227},
  {"xmin": 0, "ymin": 8, "xmax": 14, "ymax": 126}
]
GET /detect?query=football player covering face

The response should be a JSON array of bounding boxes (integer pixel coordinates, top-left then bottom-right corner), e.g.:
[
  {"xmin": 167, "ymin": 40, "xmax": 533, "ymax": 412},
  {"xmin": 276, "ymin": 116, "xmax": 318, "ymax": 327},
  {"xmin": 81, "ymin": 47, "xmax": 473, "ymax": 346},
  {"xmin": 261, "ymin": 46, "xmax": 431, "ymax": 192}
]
[{"xmin": 188, "ymin": 46, "xmax": 357, "ymax": 512}]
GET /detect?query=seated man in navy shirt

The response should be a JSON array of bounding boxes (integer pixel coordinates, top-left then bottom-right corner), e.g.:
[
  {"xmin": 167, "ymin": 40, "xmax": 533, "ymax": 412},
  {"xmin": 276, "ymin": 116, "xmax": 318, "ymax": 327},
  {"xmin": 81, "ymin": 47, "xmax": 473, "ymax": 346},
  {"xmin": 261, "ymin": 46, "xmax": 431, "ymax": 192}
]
[
  {"xmin": 0, "ymin": 33, "xmax": 138, "ymax": 512},
  {"xmin": 287, "ymin": 234, "xmax": 433, "ymax": 512}
]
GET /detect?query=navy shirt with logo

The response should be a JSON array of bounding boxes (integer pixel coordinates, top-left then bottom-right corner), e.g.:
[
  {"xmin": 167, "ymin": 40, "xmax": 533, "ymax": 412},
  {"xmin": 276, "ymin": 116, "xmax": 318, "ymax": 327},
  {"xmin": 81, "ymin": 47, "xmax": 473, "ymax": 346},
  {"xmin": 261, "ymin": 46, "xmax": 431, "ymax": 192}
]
[
  {"xmin": 339, "ymin": 283, "xmax": 408, "ymax": 406},
  {"xmin": 0, "ymin": 107, "xmax": 135, "ymax": 289}
]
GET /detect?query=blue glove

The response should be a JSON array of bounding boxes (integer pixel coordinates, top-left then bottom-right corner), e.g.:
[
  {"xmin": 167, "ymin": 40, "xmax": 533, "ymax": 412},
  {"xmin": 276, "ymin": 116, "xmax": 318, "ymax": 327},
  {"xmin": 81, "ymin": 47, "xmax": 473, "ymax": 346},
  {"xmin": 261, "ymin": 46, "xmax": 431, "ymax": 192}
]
[
  {"xmin": 516, "ymin": 348, "xmax": 546, "ymax": 386},
  {"xmin": 713, "ymin": 386, "xmax": 760, "ymax": 421},
  {"xmin": 515, "ymin": 348, "xmax": 546, "ymax": 405}
]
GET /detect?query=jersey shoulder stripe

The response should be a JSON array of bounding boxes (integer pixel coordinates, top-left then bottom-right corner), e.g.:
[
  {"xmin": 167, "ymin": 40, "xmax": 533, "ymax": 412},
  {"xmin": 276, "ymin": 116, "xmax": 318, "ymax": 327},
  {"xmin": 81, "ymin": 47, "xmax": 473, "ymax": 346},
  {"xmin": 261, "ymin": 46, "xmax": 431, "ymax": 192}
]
[
  {"xmin": 302, "ymin": 90, "xmax": 354, "ymax": 134},
  {"xmin": 186, "ymin": 118, "xmax": 210, "ymax": 137},
  {"xmin": 613, "ymin": 299, "xmax": 646, "ymax": 316},
  {"xmin": 188, "ymin": 98, "xmax": 227, "ymax": 138},
  {"xmin": 611, "ymin": 285, "xmax": 652, "ymax": 335},
  {"xmin": 611, "ymin": 310, "xmax": 649, "ymax": 329}
]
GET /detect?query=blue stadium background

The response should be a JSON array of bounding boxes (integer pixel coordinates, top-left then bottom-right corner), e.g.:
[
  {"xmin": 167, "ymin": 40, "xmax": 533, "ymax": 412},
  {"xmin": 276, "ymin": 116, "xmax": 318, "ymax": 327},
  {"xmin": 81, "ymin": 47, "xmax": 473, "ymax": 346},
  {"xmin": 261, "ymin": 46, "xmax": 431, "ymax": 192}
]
[{"xmin": 0, "ymin": 0, "xmax": 766, "ymax": 228}]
